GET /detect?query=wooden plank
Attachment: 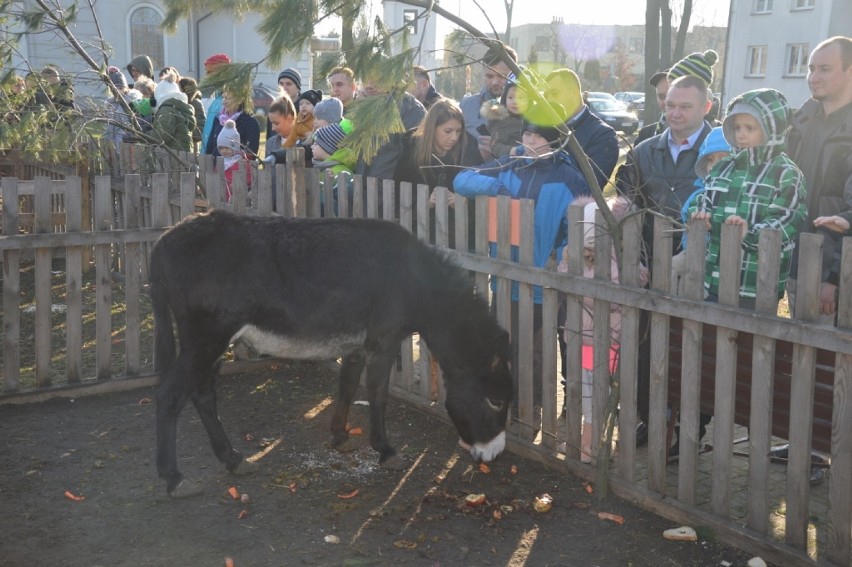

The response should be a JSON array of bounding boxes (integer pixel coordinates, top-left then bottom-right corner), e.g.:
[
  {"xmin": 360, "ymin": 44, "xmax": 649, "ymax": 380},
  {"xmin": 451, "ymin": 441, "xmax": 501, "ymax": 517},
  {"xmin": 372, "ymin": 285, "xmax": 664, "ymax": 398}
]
[
  {"xmin": 746, "ymin": 229, "xmax": 782, "ymax": 534},
  {"xmin": 274, "ymin": 163, "xmax": 288, "ymax": 216},
  {"xmin": 434, "ymin": 187, "xmax": 449, "ymax": 248},
  {"xmin": 151, "ymin": 174, "xmax": 171, "ymax": 227},
  {"xmin": 415, "ymin": 184, "xmax": 429, "ymax": 242},
  {"xmin": 677, "ymin": 219, "xmax": 706, "ymax": 505},
  {"xmin": 592, "ymin": 208, "xmax": 612, "ymax": 462},
  {"xmin": 494, "ymin": 196, "xmax": 511, "ymax": 340},
  {"xmin": 64, "ymin": 177, "xmax": 84, "ymax": 384},
  {"xmin": 255, "ymin": 166, "xmax": 273, "ymax": 216},
  {"xmin": 123, "ymin": 175, "xmax": 141, "ymax": 376},
  {"xmin": 473, "ymin": 196, "xmax": 489, "ymax": 297},
  {"xmin": 337, "ymin": 171, "xmax": 349, "ymax": 218},
  {"xmin": 291, "ymin": 150, "xmax": 307, "ymax": 218},
  {"xmin": 180, "ymin": 172, "xmax": 196, "ymax": 221},
  {"xmin": 94, "ymin": 177, "xmax": 114, "ymax": 381},
  {"xmin": 541, "ymin": 288, "xmax": 558, "ymax": 451},
  {"xmin": 827, "ymin": 237, "xmax": 852, "ymax": 565},
  {"xmin": 366, "ymin": 176, "xmax": 378, "ymax": 219},
  {"xmin": 351, "ymin": 175, "xmax": 364, "ymax": 218},
  {"xmin": 454, "ymin": 195, "xmax": 469, "ymax": 252},
  {"xmin": 786, "ymin": 233, "xmax": 821, "ymax": 551},
  {"xmin": 648, "ymin": 216, "xmax": 673, "ymax": 493},
  {"xmin": 382, "ymin": 179, "xmax": 394, "ymax": 222},
  {"xmin": 616, "ymin": 215, "xmax": 641, "ymax": 481},
  {"xmin": 231, "ymin": 165, "xmax": 247, "ymax": 215},
  {"xmin": 563, "ymin": 203, "xmax": 585, "ymax": 462},
  {"xmin": 2, "ymin": 177, "xmax": 22, "ymax": 391},
  {"xmin": 398, "ymin": 181, "xmax": 413, "ymax": 234},
  {"xmin": 34, "ymin": 177, "xmax": 53, "ymax": 387},
  {"xmin": 516, "ymin": 200, "xmax": 535, "ymax": 441},
  {"xmin": 711, "ymin": 223, "xmax": 743, "ymax": 517}
]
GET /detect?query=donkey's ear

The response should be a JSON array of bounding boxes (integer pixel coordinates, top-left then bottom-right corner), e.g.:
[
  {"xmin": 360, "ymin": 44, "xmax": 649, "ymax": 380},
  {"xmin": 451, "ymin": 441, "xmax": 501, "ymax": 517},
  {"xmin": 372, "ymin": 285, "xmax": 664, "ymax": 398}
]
[{"xmin": 489, "ymin": 330, "xmax": 511, "ymax": 371}]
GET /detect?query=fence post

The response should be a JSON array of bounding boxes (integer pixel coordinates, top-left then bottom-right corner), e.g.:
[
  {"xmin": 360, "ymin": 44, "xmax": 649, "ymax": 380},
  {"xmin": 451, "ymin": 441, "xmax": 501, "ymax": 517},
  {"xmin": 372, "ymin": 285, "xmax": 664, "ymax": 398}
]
[
  {"xmin": 2, "ymin": 177, "xmax": 21, "ymax": 392},
  {"xmin": 563, "ymin": 202, "xmax": 585, "ymax": 462},
  {"xmin": 124, "ymin": 174, "xmax": 142, "ymax": 376},
  {"xmin": 94, "ymin": 176, "xmax": 114, "ymax": 381},
  {"xmin": 786, "ymin": 233, "xmax": 822, "ymax": 550},
  {"xmin": 592, "ymin": 208, "xmax": 613, "ymax": 463},
  {"xmin": 516, "ymin": 200, "xmax": 535, "ymax": 441},
  {"xmin": 65, "ymin": 176, "xmax": 84, "ymax": 384},
  {"xmin": 34, "ymin": 177, "xmax": 53, "ymax": 387},
  {"xmin": 828, "ymin": 237, "xmax": 852, "ymax": 564}
]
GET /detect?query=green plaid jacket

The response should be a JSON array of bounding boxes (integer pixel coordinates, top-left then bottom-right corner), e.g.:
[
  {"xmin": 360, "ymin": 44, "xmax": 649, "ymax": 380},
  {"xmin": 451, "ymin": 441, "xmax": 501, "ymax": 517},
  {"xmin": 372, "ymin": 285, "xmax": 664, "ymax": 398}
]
[{"xmin": 689, "ymin": 89, "xmax": 807, "ymax": 299}]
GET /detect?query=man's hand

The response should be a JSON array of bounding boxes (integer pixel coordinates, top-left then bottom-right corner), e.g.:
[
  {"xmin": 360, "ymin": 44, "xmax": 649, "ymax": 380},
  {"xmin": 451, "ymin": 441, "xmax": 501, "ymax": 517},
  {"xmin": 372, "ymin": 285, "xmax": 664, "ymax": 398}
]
[
  {"xmin": 819, "ymin": 282, "xmax": 838, "ymax": 316},
  {"xmin": 813, "ymin": 215, "xmax": 851, "ymax": 234}
]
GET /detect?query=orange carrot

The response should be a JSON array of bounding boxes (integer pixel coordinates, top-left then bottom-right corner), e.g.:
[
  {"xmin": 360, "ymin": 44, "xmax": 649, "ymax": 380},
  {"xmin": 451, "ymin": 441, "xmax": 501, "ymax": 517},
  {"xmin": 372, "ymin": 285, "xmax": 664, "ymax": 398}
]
[
  {"xmin": 337, "ymin": 489, "xmax": 359, "ymax": 499},
  {"xmin": 227, "ymin": 486, "xmax": 239, "ymax": 500},
  {"xmin": 237, "ymin": 509, "xmax": 248, "ymax": 519},
  {"xmin": 348, "ymin": 427, "xmax": 363, "ymax": 436},
  {"xmin": 597, "ymin": 512, "xmax": 625, "ymax": 524},
  {"xmin": 64, "ymin": 490, "xmax": 85, "ymax": 502}
]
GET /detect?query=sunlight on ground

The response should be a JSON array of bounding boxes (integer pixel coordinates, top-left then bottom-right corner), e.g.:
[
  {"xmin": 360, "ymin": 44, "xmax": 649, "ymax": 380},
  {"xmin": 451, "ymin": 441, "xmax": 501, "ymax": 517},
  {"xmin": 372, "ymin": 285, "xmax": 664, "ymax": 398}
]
[
  {"xmin": 507, "ymin": 526, "xmax": 540, "ymax": 566},
  {"xmin": 302, "ymin": 396, "xmax": 334, "ymax": 419}
]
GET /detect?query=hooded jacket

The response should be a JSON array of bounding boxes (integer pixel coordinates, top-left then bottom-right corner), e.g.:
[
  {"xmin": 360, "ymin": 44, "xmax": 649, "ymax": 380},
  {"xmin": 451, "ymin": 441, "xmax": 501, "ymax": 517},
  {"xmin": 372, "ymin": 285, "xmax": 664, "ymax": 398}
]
[
  {"xmin": 152, "ymin": 88, "xmax": 195, "ymax": 152},
  {"xmin": 454, "ymin": 151, "xmax": 591, "ymax": 303},
  {"xmin": 480, "ymin": 99, "xmax": 523, "ymax": 159},
  {"xmin": 126, "ymin": 55, "xmax": 154, "ymax": 80},
  {"xmin": 181, "ymin": 82, "xmax": 206, "ymax": 143},
  {"xmin": 689, "ymin": 88, "xmax": 807, "ymax": 299}
]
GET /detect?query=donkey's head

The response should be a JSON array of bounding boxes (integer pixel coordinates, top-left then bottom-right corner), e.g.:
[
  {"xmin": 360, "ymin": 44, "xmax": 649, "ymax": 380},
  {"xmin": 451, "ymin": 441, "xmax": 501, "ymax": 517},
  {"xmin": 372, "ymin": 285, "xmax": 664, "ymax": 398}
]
[{"xmin": 444, "ymin": 330, "xmax": 512, "ymax": 463}]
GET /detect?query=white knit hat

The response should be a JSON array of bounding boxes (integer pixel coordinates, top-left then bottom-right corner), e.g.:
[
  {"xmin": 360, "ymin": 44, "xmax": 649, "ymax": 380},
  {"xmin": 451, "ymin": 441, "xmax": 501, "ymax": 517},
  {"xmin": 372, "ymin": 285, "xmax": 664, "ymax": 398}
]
[{"xmin": 216, "ymin": 120, "xmax": 241, "ymax": 151}]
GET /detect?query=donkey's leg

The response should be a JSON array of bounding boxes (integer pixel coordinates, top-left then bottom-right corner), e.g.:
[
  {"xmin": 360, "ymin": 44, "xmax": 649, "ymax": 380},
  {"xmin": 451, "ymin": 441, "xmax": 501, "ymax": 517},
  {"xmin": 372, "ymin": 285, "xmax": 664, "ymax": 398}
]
[
  {"xmin": 155, "ymin": 353, "xmax": 197, "ymax": 497},
  {"xmin": 190, "ymin": 354, "xmax": 255, "ymax": 476},
  {"xmin": 364, "ymin": 342, "xmax": 407, "ymax": 470},
  {"xmin": 330, "ymin": 350, "xmax": 366, "ymax": 449}
]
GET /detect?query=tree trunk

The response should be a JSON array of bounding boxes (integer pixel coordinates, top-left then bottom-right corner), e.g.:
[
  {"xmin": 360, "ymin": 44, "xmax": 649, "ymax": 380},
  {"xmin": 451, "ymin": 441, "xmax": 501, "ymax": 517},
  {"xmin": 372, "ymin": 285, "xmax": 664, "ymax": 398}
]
[
  {"xmin": 644, "ymin": 0, "xmax": 662, "ymax": 124},
  {"xmin": 504, "ymin": 0, "xmax": 514, "ymax": 44},
  {"xmin": 661, "ymin": 1, "xmax": 673, "ymax": 69},
  {"xmin": 674, "ymin": 0, "xmax": 693, "ymax": 62}
]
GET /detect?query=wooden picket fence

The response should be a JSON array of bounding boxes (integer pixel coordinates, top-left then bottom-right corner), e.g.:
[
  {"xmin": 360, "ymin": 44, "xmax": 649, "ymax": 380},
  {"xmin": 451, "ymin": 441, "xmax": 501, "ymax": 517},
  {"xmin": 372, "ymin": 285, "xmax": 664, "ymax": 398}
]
[{"xmin": 1, "ymin": 144, "xmax": 851, "ymax": 566}]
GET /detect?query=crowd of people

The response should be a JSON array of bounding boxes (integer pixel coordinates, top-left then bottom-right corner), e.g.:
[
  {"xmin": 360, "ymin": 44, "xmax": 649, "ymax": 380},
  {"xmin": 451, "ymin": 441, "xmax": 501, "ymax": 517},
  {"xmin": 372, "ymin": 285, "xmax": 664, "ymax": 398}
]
[{"xmin": 5, "ymin": 36, "xmax": 850, "ymax": 461}]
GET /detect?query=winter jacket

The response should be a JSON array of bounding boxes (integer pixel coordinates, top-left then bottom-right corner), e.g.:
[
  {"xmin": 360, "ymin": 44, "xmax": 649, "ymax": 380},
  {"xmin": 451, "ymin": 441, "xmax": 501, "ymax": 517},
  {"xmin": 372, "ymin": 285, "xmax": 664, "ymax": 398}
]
[
  {"xmin": 786, "ymin": 98, "xmax": 852, "ymax": 285},
  {"xmin": 616, "ymin": 122, "xmax": 712, "ymax": 258},
  {"xmin": 104, "ymin": 90, "xmax": 141, "ymax": 147},
  {"xmin": 355, "ymin": 92, "xmax": 426, "ymax": 181},
  {"xmin": 152, "ymin": 91, "xmax": 196, "ymax": 152},
  {"xmin": 206, "ymin": 111, "xmax": 260, "ymax": 159},
  {"xmin": 460, "ymin": 87, "xmax": 492, "ymax": 140},
  {"xmin": 183, "ymin": 85, "xmax": 206, "ymax": 144},
  {"xmin": 454, "ymin": 151, "xmax": 591, "ymax": 303},
  {"xmin": 126, "ymin": 55, "xmax": 154, "ymax": 80},
  {"xmin": 314, "ymin": 148, "xmax": 356, "ymax": 215},
  {"xmin": 689, "ymin": 88, "xmax": 807, "ymax": 300},
  {"xmin": 200, "ymin": 95, "xmax": 222, "ymax": 154},
  {"xmin": 480, "ymin": 100, "xmax": 523, "ymax": 159},
  {"xmin": 393, "ymin": 127, "xmax": 483, "ymax": 189},
  {"xmin": 568, "ymin": 105, "xmax": 620, "ymax": 189},
  {"xmin": 422, "ymin": 85, "xmax": 443, "ymax": 110},
  {"xmin": 284, "ymin": 114, "xmax": 314, "ymax": 148}
]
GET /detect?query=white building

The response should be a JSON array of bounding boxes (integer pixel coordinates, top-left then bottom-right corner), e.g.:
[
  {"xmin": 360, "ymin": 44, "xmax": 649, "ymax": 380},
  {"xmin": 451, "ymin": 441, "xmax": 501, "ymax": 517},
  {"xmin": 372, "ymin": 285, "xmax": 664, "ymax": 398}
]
[
  {"xmin": 381, "ymin": 0, "xmax": 439, "ymax": 72},
  {"xmin": 722, "ymin": 0, "xmax": 851, "ymax": 108},
  {"xmin": 8, "ymin": 1, "xmax": 338, "ymax": 100}
]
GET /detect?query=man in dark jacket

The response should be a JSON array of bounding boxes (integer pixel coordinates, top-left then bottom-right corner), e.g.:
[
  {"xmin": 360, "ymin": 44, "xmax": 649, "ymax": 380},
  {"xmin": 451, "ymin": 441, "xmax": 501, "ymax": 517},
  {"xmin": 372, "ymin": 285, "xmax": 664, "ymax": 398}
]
[
  {"xmin": 615, "ymin": 74, "xmax": 713, "ymax": 451},
  {"xmin": 634, "ymin": 69, "xmax": 669, "ymax": 145},
  {"xmin": 544, "ymin": 68, "xmax": 619, "ymax": 190},
  {"xmin": 785, "ymin": 36, "xmax": 852, "ymax": 321},
  {"xmin": 408, "ymin": 65, "xmax": 443, "ymax": 110}
]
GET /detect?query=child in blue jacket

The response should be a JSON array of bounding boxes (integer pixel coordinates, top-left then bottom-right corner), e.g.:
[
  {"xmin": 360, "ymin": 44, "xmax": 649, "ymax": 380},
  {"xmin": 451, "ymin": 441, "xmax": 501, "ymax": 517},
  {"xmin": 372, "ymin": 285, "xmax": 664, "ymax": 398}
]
[{"xmin": 453, "ymin": 101, "xmax": 590, "ymax": 433}]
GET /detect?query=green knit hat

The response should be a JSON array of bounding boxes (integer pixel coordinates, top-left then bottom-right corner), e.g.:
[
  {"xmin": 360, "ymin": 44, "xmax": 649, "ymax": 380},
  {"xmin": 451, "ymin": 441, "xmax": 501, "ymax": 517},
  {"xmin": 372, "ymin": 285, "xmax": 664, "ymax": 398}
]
[{"xmin": 668, "ymin": 49, "xmax": 718, "ymax": 85}]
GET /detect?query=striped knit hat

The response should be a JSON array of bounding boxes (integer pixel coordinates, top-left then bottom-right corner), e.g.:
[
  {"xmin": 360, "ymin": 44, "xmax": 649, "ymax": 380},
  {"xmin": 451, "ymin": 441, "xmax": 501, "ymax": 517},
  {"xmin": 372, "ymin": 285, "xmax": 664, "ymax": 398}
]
[
  {"xmin": 668, "ymin": 49, "xmax": 718, "ymax": 85},
  {"xmin": 313, "ymin": 123, "xmax": 346, "ymax": 155}
]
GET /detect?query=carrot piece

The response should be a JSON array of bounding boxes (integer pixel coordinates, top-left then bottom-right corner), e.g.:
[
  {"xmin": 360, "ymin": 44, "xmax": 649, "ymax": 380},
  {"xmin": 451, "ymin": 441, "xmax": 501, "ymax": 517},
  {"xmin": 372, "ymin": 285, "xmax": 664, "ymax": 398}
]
[
  {"xmin": 64, "ymin": 490, "xmax": 85, "ymax": 502},
  {"xmin": 348, "ymin": 427, "xmax": 363, "ymax": 436},
  {"xmin": 227, "ymin": 486, "xmax": 239, "ymax": 500},
  {"xmin": 237, "ymin": 509, "xmax": 248, "ymax": 519},
  {"xmin": 478, "ymin": 463, "xmax": 491, "ymax": 474},
  {"xmin": 224, "ymin": 557, "xmax": 235, "ymax": 567},
  {"xmin": 597, "ymin": 512, "xmax": 625, "ymax": 524},
  {"xmin": 337, "ymin": 489, "xmax": 359, "ymax": 499}
]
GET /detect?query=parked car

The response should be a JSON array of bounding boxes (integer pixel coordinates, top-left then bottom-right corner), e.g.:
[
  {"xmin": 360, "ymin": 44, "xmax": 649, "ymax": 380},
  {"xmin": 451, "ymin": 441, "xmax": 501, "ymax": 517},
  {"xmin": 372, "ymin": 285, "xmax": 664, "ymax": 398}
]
[
  {"xmin": 251, "ymin": 83, "xmax": 281, "ymax": 115},
  {"xmin": 587, "ymin": 98, "xmax": 640, "ymax": 134},
  {"xmin": 586, "ymin": 91, "xmax": 627, "ymax": 110},
  {"xmin": 614, "ymin": 91, "xmax": 645, "ymax": 113}
]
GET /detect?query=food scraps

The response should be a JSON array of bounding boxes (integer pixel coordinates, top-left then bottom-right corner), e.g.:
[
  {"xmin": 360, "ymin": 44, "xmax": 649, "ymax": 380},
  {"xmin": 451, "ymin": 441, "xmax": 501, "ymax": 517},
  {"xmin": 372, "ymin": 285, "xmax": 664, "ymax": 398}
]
[
  {"xmin": 227, "ymin": 486, "xmax": 240, "ymax": 500},
  {"xmin": 533, "ymin": 493, "xmax": 553, "ymax": 513},
  {"xmin": 597, "ymin": 512, "xmax": 625, "ymax": 525},
  {"xmin": 337, "ymin": 489, "xmax": 359, "ymax": 499},
  {"xmin": 465, "ymin": 493, "xmax": 486, "ymax": 507},
  {"xmin": 478, "ymin": 463, "xmax": 491, "ymax": 474},
  {"xmin": 64, "ymin": 490, "xmax": 85, "ymax": 502}
]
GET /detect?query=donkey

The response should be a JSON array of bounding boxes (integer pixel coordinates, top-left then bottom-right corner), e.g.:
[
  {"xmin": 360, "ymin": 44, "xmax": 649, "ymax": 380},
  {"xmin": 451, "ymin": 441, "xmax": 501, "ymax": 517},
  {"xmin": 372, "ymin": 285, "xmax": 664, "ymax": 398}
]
[{"xmin": 149, "ymin": 210, "xmax": 513, "ymax": 497}]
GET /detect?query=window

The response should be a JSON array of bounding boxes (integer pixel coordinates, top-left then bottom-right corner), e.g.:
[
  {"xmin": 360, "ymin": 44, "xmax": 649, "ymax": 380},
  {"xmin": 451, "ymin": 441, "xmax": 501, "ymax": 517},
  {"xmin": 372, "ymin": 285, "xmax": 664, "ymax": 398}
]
[
  {"xmin": 403, "ymin": 9, "xmax": 418, "ymax": 35},
  {"xmin": 792, "ymin": 0, "xmax": 815, "ymax": 8},
  {"xmin": 747, "ymin": 45, "xmax": 768, "ymax": 76},
  {"xmin": 754, "ymin": 0, "xmax": 773, "ymax": 12},
  {"xmin": 629, "ymin": 37, "xmax": 644, "ymax": 54},
  {"xmin": 129, "ymin": 6, "xmax": 164, "ymax": 70},
  {"xmin": 786, "ymin": 43, "xmax": 810, "ymax": 75}
]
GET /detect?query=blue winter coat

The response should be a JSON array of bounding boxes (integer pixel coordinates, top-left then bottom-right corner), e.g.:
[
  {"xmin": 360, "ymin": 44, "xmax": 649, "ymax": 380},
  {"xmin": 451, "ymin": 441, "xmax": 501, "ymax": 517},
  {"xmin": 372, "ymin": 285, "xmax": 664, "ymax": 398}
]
[{"xmin": 454, "ymin": 151, "xmax": 590, "ymax": 303}]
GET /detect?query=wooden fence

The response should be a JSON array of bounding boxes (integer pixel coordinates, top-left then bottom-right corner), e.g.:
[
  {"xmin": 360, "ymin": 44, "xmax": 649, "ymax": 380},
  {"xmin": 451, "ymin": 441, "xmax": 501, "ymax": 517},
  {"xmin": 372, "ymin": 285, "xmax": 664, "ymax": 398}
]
[{"xmin": 1, "ymin": 145, "xmax": 850, "ymax": 566}]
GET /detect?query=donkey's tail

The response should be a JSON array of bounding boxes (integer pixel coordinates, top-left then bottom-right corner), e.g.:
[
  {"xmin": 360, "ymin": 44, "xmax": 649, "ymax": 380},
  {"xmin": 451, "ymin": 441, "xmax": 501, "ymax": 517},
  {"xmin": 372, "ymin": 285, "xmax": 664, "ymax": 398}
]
[{"xmin": 149, "ymin": 251, "xmax": 176, "ymax": 373}]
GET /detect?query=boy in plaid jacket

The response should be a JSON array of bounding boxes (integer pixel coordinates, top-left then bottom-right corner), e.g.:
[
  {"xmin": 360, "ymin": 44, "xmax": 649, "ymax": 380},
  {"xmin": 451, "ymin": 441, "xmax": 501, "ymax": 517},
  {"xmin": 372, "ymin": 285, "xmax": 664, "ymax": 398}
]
[{"xmin": 689, "ymin": 88, "xmax": 807, "ymax": 305}]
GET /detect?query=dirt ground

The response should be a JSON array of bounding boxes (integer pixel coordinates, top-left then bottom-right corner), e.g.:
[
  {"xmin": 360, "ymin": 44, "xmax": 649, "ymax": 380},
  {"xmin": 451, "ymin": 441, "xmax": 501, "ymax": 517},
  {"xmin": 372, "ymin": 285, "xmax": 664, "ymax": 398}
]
[{"xmin": 0, "ymin": 360, "xmax": 758, "ymax": 567}]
